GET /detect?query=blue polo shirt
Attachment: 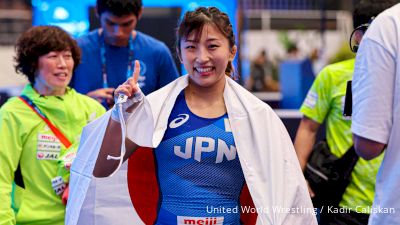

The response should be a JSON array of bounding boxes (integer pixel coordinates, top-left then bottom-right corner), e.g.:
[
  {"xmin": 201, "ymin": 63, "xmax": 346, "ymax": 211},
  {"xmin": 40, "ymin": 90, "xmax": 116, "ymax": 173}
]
[{"xmin": 71, "ymin": 29, "xmax": 179, "ymax": 100}]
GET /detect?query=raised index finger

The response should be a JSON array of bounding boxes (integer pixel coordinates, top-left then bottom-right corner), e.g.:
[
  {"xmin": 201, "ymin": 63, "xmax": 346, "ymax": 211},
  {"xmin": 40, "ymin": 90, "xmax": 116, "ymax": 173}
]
[{"xmin": 132, "ymin": 60, "xmax": 140, "ymax": 83}]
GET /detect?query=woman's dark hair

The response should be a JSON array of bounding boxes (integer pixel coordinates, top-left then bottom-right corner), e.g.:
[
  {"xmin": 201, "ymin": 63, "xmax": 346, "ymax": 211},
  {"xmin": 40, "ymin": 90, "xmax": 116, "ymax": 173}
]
[
  {"xmin": 14, "ymin": 25, "xmax": 81, "ymax": 84},
  {"xmin": 176, "ymin": 7, "xmax": 236, "ymax": 77}
]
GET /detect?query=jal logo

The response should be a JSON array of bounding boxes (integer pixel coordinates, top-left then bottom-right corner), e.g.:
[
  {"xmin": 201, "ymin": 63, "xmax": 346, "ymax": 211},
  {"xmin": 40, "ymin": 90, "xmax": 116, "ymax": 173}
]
[
  {"xmin": 37, "ymin": 152, "xmax": 44, "ymax": 159},
  {"xmin": 169, "ymin": 114, "xmax": 189, "ymax": 129},
  {"xmin": 178, "ymin": 216, "xmax": 224, "ymax": 225},
  {"xmin": 44, "ymin": 153, "xmax": 58, "ymax": 160},
  {"xmin": 54, "ymin": 183, "xmax": 66, "ymax": 195},
  {"xmin": 37, "ymin": 152, "xmax": 59, "ymax": 160}
]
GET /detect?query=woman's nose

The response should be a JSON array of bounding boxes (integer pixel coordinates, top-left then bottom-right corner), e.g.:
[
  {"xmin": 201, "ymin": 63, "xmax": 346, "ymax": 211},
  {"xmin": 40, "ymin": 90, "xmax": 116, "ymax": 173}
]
[
  {"xmin": 195, "ymin": 47, "xmax": 210, "ymax": 63},
  {"xmin": 57, "ymin": 56, "xmax": 67, "ymax": 68}
]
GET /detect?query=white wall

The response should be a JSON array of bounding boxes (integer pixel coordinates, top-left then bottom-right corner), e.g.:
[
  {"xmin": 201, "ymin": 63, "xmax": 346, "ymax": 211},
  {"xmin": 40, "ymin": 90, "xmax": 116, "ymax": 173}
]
[
  {"xmin": 242, "ymin": 29, "xmax": 348, "ymax": 64},
  {"xmin": 0, "ymin": 46, "xmax": 27, "ymax": 95}
]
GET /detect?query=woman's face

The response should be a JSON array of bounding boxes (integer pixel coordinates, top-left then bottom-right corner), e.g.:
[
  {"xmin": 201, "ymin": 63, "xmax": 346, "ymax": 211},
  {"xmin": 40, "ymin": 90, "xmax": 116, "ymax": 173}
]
[
  {"xmin": 180, "ymin": 24, "xmax": 236, "ymax": 88},
  {"xmin": 35, "ymin": 50, "xmax": 74, "ymax": 95}
]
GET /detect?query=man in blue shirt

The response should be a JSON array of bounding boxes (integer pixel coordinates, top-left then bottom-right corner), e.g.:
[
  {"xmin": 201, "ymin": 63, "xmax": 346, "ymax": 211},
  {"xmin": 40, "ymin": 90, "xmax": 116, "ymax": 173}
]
[{"xmin": 71, "ymin": 0, "xmax": 179, "ymax": 108}]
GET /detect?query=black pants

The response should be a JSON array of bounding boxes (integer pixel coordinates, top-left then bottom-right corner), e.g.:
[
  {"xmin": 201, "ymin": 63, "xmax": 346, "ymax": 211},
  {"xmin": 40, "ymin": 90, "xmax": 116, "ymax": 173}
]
[{"xmin": 319, "ymin": 208, "xmax": 369, "ymax": 225}]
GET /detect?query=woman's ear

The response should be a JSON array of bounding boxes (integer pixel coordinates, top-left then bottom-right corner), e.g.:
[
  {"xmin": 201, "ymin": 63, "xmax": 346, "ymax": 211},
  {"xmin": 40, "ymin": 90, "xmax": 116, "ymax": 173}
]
[
  {"xmin": 229, "ymin": 45, "xmax": 237, "ymax": 61},
  {"xmin": 176, "ymin": 47, "xmax": 183, "ymax": 63}
]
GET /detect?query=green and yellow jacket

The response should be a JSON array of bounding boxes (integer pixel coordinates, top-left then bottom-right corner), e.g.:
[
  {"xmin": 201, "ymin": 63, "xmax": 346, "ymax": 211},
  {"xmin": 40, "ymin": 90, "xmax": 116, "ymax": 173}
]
[{"xmin": 0, "ymin": 85, "xmax": 105, "ymax": 225}]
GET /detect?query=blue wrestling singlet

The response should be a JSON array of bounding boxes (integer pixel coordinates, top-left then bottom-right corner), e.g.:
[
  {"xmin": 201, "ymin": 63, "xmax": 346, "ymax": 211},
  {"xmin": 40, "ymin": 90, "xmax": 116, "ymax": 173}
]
[{"xmin": 154, "ymin": 91, "xmax": 245, "ymax": 225}]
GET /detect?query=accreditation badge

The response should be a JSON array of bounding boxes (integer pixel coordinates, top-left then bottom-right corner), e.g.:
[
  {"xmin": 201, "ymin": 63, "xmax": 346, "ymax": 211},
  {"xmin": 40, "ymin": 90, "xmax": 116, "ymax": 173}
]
[{"xmin": 37, "ymin": 133, "xmax": 62, "ymax": 160}]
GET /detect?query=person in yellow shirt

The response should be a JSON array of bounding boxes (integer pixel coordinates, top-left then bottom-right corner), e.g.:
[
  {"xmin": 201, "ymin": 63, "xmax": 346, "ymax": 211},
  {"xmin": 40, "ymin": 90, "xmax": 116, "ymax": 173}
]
[
  {"xmin": 0, "ymin": 25, "xmax": 105, "ymax": 225},
  {"xmin": 294, "ymin": 1, "xmax": 397, "ymax": 224}
]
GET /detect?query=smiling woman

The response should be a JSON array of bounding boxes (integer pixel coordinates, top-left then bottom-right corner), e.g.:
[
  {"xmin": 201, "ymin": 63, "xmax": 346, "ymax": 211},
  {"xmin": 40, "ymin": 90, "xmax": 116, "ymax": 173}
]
[
  {"xmin": 0, "ymin": 25, "xmax": 106, "ymax": 225},
  {"xmin": 33, "ymin": 50, "xmax": 74, "ymax": 95},
  {"xmin": 14, "ymin": 26, "xmax": 81, "ymax": 90},
  {"xmin": 180, "ymin": 24, "xmax": 236, "ymax": 91},
  {"xmin": 68, "ymin": 6, "xmax": 317, "ymax": 225}
]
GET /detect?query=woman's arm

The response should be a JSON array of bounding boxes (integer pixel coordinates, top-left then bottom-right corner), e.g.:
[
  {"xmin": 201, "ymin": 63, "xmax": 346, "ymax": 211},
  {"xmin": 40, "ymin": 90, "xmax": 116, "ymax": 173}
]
[
  {"xmin": 93, "ymin": 60, "xmax": 142, "ymax": 177},
  {"xmin": 294, "ymin": 116, "xmax": 321, "ymax": 170},
  {"xmin": 93, "ymin": 118, "xmax": 138, "ymax": 177},
  {"xmin": 353, "ymin": 134, "xmax": 385, "ymax": 160},
  {"xmin": 0, "ymin": 110, "xmax": 23, "ymax": 224}
]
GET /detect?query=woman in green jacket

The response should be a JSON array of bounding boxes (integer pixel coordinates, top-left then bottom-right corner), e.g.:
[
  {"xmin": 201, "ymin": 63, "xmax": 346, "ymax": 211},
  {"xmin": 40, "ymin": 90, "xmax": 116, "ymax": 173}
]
[{"xmin": 0, "ymin": 26, "xmax": 105, "ymax": 225}]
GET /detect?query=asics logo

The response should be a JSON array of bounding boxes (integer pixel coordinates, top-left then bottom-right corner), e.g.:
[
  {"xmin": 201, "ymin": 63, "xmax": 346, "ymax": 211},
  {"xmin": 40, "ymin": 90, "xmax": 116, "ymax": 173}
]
[{"xmin": 169, "ymin": 114, "xmax": 189, "ymax": 128}]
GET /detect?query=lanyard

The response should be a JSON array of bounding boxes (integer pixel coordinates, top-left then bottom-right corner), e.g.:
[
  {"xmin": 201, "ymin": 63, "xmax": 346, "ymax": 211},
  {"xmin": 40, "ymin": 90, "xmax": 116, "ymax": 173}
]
[
  {"xmin": 100, "ymin": 31, "xmax": 135, "ymax": 88},
  {"xmin": 19, "ymin": 95, "xmax": 72, "ymax": 148}
]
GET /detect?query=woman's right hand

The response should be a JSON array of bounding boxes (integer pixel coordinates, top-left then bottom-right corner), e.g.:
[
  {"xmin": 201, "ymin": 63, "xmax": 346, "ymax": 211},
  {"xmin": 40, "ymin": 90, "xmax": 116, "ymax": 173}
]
[
  {"xmin": 114, "ymin": 60, "xmax": 141, "ymax": 99},
  {"xmin": 96, "ymin": 61, "xmax": 141, "ymax": 177},
  {"xmin": 111, "ymin": 60, "xmax": 143, "ymax": 122}
]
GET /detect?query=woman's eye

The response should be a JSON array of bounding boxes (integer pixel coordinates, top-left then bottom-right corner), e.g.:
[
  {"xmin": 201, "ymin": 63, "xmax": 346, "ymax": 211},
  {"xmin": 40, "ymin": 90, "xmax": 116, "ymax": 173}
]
[
  {"xmin": 185, "ymin": 45, "xmax": 195, "ymax": 49},
  {"xmin": 209, "ymin": 45, "xmax": 219, "ymax": 49}
]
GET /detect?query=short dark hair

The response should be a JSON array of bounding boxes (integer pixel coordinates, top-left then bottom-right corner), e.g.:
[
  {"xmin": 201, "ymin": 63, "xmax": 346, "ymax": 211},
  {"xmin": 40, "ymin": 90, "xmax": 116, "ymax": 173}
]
[
  {"xmin": 14, "ymin": 25, "xmax": 81, "ymax": 84},
  {"xmin": 96, "ymin": 0, "xmax": 142, "ymax": 17},
  {"xmin": 176, "ymin": 7, "xmax": 236, "ymax": 77},
  {"xmin": 353, "ymin": 0, "xmax": 397, "ymax": 28}
]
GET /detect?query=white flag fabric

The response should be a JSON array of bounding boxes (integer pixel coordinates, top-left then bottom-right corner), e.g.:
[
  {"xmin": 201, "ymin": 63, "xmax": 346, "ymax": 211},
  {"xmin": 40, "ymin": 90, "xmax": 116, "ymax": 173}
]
[
  {"xmin": 75, "ymin": 146, "xmax": 161, "ymax": 225},
  {"xmin": 66, "ymin": 75, "xmax": 317, "ymax": 225},
  {"xmin": 76, "ymin": 163, "xmax": 144, "ymax": 225}
]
